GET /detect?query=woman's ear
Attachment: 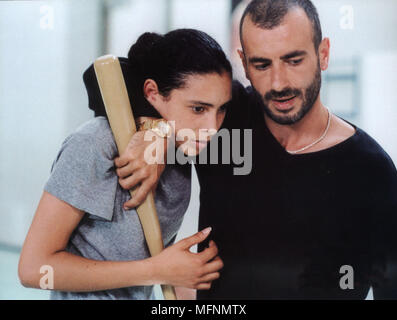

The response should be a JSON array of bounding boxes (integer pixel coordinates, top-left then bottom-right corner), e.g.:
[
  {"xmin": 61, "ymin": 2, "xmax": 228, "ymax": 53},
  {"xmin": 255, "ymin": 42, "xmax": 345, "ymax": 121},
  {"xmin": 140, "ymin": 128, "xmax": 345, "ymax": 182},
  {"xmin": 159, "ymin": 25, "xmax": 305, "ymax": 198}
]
[
  {"xmin": 143, "ymin": 79, "xmax": 161, "ymax": 105},
  {"xmin": 143, "ymin": 79, "xmax": 167, "ymax": 117}
]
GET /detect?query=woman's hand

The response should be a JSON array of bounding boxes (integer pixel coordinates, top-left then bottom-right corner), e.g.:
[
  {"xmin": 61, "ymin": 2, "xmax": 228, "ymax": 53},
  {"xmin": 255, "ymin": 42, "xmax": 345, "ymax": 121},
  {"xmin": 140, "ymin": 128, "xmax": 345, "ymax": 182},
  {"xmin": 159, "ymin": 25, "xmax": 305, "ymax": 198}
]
[
  {"xmin": 19, "ymin": 192, "xmax": 222, "ymax": 292},
  {"xmin": 150, "ymin": 228, "xmax": 223, "ymax": 290},
  {"xmin": 115, "ymin": 121, "xmax": 168, "ymax": 209}
]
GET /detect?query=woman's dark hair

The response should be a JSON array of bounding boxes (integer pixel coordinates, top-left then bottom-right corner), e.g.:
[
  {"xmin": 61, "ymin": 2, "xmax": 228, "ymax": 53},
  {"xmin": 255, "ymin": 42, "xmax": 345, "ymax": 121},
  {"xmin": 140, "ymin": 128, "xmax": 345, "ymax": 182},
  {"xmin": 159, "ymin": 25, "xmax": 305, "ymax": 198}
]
[
  {"xmin": 84, "ymin": 29, "xmax": 232, "ymax": 118},
  {"xmin": 127, "ymin": 29, "xmax": 232, "ymax": 105}
]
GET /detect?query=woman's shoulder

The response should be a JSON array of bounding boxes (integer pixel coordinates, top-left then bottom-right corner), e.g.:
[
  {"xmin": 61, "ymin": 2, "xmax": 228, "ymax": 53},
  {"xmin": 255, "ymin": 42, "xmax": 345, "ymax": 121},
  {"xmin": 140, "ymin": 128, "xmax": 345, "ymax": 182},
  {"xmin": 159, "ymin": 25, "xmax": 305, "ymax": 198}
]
[
  {"xmin": 73, "ymin": 116, "xmax": 112, "ymax": 142},
  {"xmin": 63, "ymin": 117, "xmax": 117, "ymax": 159},
  {"xmin": 45, "ymin": 116, "xmax": 119, "ymax": 222}
]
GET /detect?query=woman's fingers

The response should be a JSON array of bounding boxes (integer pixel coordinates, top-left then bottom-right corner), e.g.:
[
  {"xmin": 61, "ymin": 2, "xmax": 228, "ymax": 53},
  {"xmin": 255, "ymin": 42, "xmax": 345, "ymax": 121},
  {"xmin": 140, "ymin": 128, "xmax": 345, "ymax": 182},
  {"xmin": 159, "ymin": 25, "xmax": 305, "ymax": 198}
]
[
  {"xmin": 197, "ymin": 272, "xmax": 220, "ymax": 284},
  {"xmin": 201, "ymin": 256, "xmax": 224, "ymax": 275},
  {"xmin": 198, "ymin": 240, "xmax": 218, "ymax": 262},
  {"xmin": 195, "ymin": 282, "xmax": 212, "ymax": 290},
  {"xmin": 194, "ymin": 270, "xmax": 221, "ymax": 290},
  {"xmin": 176, "ymin": 228, "xmax": 212, "ymax": 250}
]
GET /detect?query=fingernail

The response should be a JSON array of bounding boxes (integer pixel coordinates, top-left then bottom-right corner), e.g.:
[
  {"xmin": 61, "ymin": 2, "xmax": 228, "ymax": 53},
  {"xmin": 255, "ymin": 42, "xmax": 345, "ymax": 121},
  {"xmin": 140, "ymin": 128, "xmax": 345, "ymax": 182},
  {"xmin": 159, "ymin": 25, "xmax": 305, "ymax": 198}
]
[{"xmin": 201, "ymin": 227, "xmax": 212, "ymax": 235}]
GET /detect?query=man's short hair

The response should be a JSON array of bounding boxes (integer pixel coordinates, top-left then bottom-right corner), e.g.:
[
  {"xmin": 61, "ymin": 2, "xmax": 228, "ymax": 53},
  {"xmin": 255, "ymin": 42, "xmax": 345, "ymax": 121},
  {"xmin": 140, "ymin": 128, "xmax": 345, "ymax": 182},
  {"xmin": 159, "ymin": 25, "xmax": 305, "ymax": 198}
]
[{"xmin": 240, "ymin": 0, "xmax": 323, "ymax": 51}]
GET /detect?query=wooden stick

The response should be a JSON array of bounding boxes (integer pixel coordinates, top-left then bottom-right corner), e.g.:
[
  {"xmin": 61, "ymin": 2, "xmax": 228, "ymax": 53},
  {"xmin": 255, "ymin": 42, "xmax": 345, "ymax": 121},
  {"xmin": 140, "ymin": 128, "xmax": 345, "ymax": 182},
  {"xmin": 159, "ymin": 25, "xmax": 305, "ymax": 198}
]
[{"xmin": 94, "ymin": 55, "xmax": 176, "ymax": 300}]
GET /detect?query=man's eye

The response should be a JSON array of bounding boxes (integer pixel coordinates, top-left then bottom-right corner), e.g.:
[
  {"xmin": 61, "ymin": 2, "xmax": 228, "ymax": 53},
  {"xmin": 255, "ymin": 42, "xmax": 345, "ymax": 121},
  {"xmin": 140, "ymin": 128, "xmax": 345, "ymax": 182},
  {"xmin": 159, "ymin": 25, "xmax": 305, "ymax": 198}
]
[
  {"xmin": 289, "ymin": 58, "xmax": 303, "ymax": 66},
  {"xmin": 255, "ymin": 64, "xmax": 270, "ymax": 70},
  {"xmin": 191, "ymin": 106, "xmax": 206, "ymax": 114}
]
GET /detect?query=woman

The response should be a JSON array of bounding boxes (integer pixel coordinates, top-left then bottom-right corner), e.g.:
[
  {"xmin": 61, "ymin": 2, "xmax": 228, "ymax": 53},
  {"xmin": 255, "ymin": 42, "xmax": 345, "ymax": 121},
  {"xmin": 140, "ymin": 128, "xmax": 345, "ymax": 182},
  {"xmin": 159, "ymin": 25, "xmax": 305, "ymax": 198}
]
[{"xmin": 18, "ymin": 29, "xmax": 232, "ymax": 299}]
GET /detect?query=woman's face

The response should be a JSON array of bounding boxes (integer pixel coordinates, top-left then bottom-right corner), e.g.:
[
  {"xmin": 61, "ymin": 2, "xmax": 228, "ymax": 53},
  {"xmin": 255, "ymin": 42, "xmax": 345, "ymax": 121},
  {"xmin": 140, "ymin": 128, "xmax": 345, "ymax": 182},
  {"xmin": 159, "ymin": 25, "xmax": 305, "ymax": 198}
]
[{"xmin": 146, "ymin": 72, "xmax": 232, "ymax": 156}]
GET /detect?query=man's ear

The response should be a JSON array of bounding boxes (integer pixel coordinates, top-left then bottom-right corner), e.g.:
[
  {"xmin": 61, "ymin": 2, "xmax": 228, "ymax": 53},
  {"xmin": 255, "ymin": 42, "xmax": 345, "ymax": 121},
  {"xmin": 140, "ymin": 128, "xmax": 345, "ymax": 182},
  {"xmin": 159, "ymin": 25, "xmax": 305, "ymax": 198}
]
[
  {"xmin": 318, "ymin": 38, "xmax": 330, "ymax": 71},
  {"xmin": 238, "ymin": 49, "xmax": 250, "ymax": 80}
]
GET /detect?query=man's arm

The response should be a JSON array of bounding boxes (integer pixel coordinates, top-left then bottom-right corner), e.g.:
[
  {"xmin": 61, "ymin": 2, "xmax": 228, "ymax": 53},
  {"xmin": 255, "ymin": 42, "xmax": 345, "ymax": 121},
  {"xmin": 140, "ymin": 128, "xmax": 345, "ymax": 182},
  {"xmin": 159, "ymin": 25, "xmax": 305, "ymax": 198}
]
[{"xmin": 371, "ymin": 155, "xmax": 397, "ymax": 299}]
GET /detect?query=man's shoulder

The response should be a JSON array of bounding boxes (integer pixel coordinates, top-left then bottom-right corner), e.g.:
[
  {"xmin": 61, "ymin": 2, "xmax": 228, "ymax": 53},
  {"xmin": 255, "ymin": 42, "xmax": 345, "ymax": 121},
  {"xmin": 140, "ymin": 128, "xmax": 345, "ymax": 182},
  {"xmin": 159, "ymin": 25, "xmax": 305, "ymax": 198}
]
[
  {"xmin": 223, "ymin": 81, "xmax": 261, "ymax": 129},
  {"xmin": 350, "ymin": 126, "xmax": 396, "ymax": 173},
  {"xmin": 231, "ymin": 81, "xmax": 256, "ymax": 103}
]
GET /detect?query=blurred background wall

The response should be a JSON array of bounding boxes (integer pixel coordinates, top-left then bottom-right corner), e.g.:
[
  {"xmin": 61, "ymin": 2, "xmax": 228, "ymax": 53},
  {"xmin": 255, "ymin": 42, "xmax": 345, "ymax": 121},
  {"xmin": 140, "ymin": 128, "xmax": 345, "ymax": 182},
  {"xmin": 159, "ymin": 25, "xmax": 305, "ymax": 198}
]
[{"xmin": 0, "ymin": 0, "xmax": 395, "ymax": 299}]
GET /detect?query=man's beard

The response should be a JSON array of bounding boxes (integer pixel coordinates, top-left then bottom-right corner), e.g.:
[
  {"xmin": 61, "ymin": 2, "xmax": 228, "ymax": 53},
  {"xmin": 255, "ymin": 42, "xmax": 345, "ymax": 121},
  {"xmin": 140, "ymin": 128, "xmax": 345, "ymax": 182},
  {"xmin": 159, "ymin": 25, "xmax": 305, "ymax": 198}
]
[{"xmin": 254, "ymin": 64, "xmax": 322, "ymax": 125}]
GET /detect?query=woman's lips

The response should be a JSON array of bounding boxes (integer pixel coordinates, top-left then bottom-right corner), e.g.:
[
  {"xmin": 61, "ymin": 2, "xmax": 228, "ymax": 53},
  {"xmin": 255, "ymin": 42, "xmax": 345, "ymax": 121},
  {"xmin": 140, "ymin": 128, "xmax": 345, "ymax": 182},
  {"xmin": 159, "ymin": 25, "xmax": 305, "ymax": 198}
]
[
  {"xmin": 272, "ymin": 96, "xmax": 296, "ymax": 111},
  {"xmin": 195, "ymin": 140, "xmax": 208, "ymax": 148}
]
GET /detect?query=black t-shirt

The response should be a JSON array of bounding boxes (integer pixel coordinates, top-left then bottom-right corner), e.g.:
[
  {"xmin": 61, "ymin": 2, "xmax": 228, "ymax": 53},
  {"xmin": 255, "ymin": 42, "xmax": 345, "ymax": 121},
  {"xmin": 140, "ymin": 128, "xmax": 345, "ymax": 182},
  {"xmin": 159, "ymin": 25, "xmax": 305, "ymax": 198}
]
[{"xmin": 195, "ymin": 82, "xmax": 397, "ymax": 299}]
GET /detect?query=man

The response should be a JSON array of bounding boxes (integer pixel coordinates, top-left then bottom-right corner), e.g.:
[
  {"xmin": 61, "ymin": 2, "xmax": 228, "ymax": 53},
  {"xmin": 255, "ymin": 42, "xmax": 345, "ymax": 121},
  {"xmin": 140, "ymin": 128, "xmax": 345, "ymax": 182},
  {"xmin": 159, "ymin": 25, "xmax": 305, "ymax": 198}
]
[{"xmin": 108, "ymin": 0, "xmax": 397, "ymax": 299}]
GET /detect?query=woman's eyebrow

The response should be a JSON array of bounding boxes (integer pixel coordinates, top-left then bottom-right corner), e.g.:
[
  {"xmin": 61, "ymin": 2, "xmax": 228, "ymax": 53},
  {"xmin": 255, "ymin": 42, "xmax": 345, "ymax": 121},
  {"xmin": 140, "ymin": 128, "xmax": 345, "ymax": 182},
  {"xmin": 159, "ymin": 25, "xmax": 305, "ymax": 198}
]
[{"xmin": 188, "ymin": 100, "xmax": 214, "ymax": 107}]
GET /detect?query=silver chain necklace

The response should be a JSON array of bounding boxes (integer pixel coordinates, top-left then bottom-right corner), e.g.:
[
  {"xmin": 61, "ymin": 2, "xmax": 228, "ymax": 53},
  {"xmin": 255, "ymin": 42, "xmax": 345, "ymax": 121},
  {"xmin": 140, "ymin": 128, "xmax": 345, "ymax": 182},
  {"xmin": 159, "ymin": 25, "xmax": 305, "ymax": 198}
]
[{"xmin": 286, "ymin": 107, "xmax": 331, "ymax": 155}]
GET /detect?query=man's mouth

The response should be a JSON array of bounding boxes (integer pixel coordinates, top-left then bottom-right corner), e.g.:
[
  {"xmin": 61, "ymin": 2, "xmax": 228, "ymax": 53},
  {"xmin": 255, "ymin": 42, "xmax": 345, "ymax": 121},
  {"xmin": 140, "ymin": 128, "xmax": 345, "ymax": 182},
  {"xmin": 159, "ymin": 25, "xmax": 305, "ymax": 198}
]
[
  {"xmin": 274, "ymin": 96, "xmax": 296, "ymax": 102},
  {"xmin": 271, "ymin": 96, "xmax": 297, "ymax": 111}
]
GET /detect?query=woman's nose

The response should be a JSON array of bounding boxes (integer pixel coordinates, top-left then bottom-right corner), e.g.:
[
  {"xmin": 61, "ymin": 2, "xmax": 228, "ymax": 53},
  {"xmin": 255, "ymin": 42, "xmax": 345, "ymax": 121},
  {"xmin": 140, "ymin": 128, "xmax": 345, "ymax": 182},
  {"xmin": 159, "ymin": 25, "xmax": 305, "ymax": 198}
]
[
  {"xmin": 197, "ymin": 116, "xmax": 218, "ymax": 140},
  {"xmin": 206, "ymin": 113, "xmax": 222, "ymax": 133}
]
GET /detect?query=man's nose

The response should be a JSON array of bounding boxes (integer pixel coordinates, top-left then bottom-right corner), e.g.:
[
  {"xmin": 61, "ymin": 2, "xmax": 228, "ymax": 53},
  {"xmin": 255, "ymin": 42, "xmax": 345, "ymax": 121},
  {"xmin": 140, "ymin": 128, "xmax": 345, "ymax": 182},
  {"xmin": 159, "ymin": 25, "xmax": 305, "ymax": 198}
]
[{"xmin": 270, "ymin": 64, "xmax": 288, "ymax": 92}]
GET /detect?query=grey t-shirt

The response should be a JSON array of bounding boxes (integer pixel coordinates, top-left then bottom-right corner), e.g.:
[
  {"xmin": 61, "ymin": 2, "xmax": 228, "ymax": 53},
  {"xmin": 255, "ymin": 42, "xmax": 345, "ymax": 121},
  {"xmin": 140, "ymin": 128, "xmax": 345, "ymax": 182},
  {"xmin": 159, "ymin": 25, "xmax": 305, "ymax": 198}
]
[{"xmin": 44, "ymin": 117, "xmax": 191, "ymax": 300}]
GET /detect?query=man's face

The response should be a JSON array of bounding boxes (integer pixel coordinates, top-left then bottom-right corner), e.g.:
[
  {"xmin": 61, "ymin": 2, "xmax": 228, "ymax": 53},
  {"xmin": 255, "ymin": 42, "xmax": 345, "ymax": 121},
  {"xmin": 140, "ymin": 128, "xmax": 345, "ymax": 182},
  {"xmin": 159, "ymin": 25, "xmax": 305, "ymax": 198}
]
[{"xmin": 240, "ymin": 8, "xmax": 328, "ymax": 125}]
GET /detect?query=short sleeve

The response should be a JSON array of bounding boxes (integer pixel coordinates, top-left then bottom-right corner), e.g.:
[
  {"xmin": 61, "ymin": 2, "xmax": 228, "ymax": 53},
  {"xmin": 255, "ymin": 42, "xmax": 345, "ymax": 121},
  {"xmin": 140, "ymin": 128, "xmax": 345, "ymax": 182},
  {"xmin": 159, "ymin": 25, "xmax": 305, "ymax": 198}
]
[{"xmin": 44, "ymin": 126, "xmax": 118, "ymax": 221}]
